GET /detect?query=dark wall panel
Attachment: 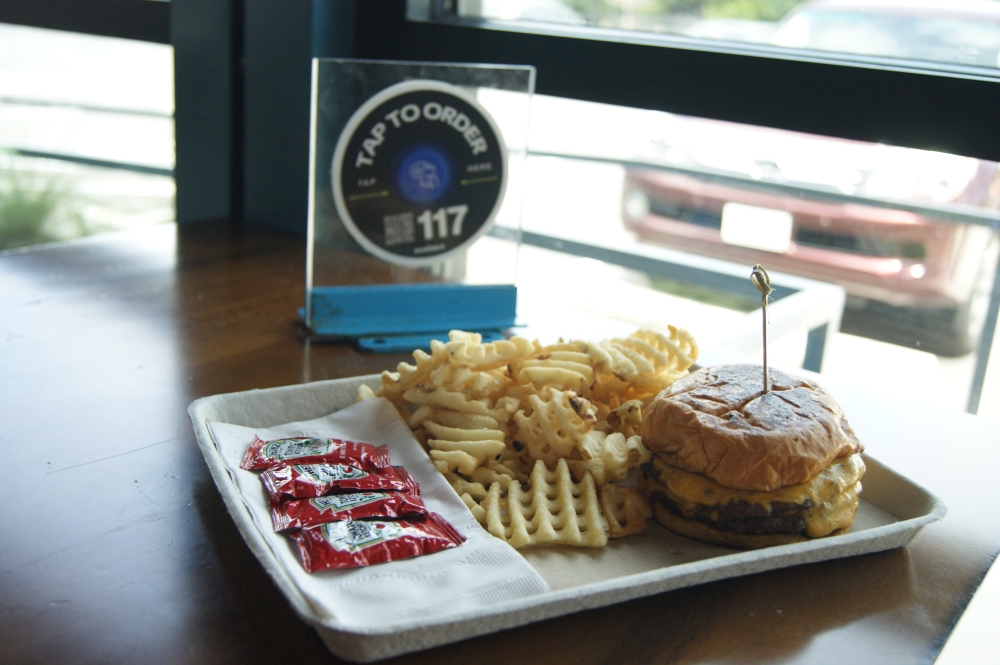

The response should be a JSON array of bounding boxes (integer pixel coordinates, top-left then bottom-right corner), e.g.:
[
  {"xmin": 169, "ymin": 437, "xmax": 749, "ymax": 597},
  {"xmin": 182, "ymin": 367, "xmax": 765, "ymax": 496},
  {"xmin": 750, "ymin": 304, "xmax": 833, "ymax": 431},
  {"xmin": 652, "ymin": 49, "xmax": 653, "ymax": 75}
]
[
  {"xmin": 0, "ymin": 0, "xmax": 170, "ymax": 44},
  {"xmin": 172, "ymin": 0, "xmax": 239, "ymax": 223},
  {"xmin": 242, "ymin": 0, "xmax": 313, "ymax": 233},
  {"xmin": 242, "ymin": 0, "xmax": 355, "ymax": 234}
]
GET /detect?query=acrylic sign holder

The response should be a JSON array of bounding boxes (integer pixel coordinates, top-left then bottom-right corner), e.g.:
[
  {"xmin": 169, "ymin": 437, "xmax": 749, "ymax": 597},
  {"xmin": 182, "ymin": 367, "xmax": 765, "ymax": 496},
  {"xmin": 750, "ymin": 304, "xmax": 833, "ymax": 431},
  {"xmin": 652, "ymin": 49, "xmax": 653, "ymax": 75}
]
[{"xmin": 305, "ymin": 59, "xmax": 534, "ymax": 351}]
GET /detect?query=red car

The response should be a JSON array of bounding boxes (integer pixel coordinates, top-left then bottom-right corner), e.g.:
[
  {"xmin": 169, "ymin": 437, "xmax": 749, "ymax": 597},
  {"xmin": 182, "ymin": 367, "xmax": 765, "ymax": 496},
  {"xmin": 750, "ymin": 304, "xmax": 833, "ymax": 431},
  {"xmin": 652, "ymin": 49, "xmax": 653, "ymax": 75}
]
[
  {"xmin": 624, "ymin": 0, "xmax": 1000, "ymax": 356},
  {"xmin": 623, "ymin": 120, "xmax": 1000, "ymax": 355}
]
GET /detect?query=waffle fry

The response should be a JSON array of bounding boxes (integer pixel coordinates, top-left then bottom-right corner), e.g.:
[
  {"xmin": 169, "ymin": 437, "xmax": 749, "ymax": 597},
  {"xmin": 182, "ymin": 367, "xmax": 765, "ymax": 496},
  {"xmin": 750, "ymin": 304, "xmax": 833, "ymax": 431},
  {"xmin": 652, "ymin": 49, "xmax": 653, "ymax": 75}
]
[
  {"xmin": 468, "ymin": 462, "xmax": 521, "ymax": 487},
  {"xmin": 513, "ymin": 387, "xmax": 597, "ymax": 466},
  {"xmin": 408, "ymin": 408, "xmax": 506, "ymax": 439},
  {"xmin": 510, "ymin": 343, "xmax": 596, "ymax": 393},
  {"xmin": 430, "ymin": 449, "xmax": 482, "ymax": 476},
  {"xmin": 377, "ymin": 327, "xmax": 697, "ymax": 550},
  {"xmin": 426, "ymin": 421, "xmax": 506, "ymax": 472},
  {"xmin": 575, "ymin": 327, "xmax": 697, "ymax": 382},
  {"xmin": 446, "ymin": 334, "xmax": 535, "ymax": 370},
  {"xmin": 448, "ymin": 330, "xmax": 482, "ymax": 344},
  {"xmin": 632, "ymin": 326, "xmax": 698, "ymax": 373},
  {"xmin": 403, "ymin": 384, "xmax": 520, "ymax": 423},
  {"xmin": 424, "ymin": 420, "xmax": 506, "ymax": 446},
  {"xmin": 378, "ymin": 339, "xmax": 450, "ymax": 403},
  {"xmin": 601, "ymin": 339, "xmax": 657, "ymax": 379},
  {"xmin": 568, "ymin": 432, "xmax": 651, "ymax": 484},
  {"xmin": 404, "ymin": 404, "xmax": 436, "ymax": 429},
  {"xmin": 600, "ymin": 483, "xmax": 651, "ymax": 538},
  {"xmin": 600, "ymin": 399, "xmax": 643, "ymax": 439},
  {"xmin": 442, "ymin": 470, "xmax": 491, "ymax": 500},
  {"xmin": 495, "ymin": 446, "xmax": 531, "ymax": 480},
  {"xmin": 428, "ymin": 438, "xmax": 506, "ymax": 465},
  {"xmin": 428, "ymin": 409, "xmax": 502, "ymax": 431},
  {"xmin": 482, "ymin": 459, "xmax": 608, "ymax": 549},
  {"xmin": 428, "ymin": 363, "xmax": 512, "ymax": 400},
  {"xmin": 356, "ymin": 384, "xmax": 379, "ymax": 402},
  {"xmin": 589, "ymin": 373, "xmax": 680, "ymax": 407},
  {"xmin": 460, "ymin": 493, "xmax": 487, "ymax": 523}
]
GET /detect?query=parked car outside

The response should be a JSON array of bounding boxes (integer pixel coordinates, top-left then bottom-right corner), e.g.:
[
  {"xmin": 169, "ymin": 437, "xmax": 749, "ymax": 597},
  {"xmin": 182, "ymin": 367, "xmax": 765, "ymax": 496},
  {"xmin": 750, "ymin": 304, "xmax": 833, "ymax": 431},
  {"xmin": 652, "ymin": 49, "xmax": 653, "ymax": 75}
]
[
  {"xmin": 623, "ymin": 117, "xmax": 1000, "ymax": 356},
  {"xmin": 624, "ymin": 0, "xmax": 1000, "ymax": 356}
]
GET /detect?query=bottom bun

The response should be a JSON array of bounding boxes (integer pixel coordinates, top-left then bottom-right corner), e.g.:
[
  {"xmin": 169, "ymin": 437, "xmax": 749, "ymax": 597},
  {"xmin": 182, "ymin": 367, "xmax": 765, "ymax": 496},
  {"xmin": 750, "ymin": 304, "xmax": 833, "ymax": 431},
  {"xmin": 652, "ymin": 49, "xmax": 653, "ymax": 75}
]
[{"xmin": 650, "ymin": 503, "xmax": 848, "ymax": 550}]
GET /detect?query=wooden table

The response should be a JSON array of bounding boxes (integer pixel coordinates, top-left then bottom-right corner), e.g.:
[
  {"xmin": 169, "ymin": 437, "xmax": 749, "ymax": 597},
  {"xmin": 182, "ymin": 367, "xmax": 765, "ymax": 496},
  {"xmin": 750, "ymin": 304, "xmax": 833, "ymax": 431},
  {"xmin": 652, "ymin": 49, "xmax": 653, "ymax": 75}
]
[{"xmin": 2, "ymin": 220, "xmax": 998, "ymax": 664}]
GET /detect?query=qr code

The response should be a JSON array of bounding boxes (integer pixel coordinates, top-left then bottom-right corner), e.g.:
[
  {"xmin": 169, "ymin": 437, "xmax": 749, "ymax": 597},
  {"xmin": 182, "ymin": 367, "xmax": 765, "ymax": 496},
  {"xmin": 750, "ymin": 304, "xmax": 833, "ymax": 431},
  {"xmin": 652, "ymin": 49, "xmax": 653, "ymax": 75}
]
[{"xmin": 383, "ymin": 212, "xmax": 415, "ymax": 247}]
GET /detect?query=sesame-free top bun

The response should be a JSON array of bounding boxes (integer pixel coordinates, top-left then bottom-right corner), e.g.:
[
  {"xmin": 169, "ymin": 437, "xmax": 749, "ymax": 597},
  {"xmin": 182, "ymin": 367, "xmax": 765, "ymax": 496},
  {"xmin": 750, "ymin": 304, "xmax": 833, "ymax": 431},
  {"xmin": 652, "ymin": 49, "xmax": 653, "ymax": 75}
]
[{"xmin": 641, "ymin": 364, "xmax": 863, "ymax": 492}]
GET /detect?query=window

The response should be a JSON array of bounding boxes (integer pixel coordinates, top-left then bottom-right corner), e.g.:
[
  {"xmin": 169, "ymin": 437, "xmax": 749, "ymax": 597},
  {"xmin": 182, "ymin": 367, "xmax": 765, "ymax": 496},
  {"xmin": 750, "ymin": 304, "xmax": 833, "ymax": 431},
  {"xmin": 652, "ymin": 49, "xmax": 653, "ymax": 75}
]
[
  {"xmin": 376, "ymin": 1, "xmax": 1000, "ymax": 417},
  {"xmin": 465, "ymin": 0, "xmax": 1000, "ymax": 71},
  {"xmin": 6, "ymin": 1, "xmax": 996, "ymax": 418},
  {"xmin": 0, "ymin": 21, "xmax": 174, "ymax": 252}
]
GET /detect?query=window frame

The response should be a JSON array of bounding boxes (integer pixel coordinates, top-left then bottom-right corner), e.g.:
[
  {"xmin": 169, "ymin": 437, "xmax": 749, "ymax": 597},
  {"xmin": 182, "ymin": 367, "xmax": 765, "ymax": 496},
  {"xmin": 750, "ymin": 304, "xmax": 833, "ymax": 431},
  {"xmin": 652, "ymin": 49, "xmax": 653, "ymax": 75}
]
[{"xmin": 356, "ymin": 3, "xmax": 1000, "ymax": 163}]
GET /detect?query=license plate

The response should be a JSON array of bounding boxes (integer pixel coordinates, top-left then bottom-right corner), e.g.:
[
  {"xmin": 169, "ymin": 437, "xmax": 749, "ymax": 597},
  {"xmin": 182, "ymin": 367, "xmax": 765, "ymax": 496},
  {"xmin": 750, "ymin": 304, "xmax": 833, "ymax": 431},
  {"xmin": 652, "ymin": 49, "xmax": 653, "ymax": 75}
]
[{"xmin": 720, "ymin": 202, "xmax": 793, "ymax": 253}]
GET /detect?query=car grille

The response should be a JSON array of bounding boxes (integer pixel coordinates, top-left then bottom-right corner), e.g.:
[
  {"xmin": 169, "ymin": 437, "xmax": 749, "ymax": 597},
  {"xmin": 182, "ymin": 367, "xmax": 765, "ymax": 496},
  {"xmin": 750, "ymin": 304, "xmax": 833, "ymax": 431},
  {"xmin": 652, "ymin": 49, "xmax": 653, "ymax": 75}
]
[
  {"xmin": 795, "ymin": 229, "xmax": 925, "ymax": 259},
  {"xmin": 648, "ymin": 200, "xmax": 722, "ymax": 229}
]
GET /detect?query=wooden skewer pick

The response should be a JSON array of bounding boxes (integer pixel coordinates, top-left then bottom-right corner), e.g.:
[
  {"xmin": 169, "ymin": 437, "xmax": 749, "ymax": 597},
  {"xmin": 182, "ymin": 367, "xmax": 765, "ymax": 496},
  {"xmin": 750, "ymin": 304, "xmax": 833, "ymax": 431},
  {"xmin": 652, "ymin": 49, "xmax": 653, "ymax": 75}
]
[{"xmin": 751, "ymin": 264, "xmax": 773, "ymax": 393}]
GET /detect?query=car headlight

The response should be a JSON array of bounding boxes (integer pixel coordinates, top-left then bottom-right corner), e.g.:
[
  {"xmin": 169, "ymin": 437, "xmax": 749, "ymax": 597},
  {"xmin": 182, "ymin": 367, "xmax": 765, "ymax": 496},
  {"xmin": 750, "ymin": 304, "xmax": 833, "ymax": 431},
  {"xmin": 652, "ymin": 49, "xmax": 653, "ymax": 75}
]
[{"xmin": 624, "ymin": 189, "xmax": 650, "ymax": 220}]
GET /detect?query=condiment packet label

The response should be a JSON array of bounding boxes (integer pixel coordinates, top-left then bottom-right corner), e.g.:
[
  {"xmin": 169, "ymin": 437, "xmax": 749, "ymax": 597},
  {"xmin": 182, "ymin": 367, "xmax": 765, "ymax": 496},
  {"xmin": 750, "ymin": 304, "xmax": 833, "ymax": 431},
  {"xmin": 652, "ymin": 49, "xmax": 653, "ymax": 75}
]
[
  {"xmin": 260, "ymin": 463, "xmax": 419, "ymax": 499},
  {"xmin": 298, "ymin": 464, "xmax": 367, "ymax": 483},
  {"xmin": 270, "ymin": 490, "xmax": 427, "ymax": 532},
  {"xmin": 240, "ymin": 435, "xmax": 390, "ymax": 471},
  {"xmin": 292, "ymin": 513, "xmax": 466, "ymax": 572}
]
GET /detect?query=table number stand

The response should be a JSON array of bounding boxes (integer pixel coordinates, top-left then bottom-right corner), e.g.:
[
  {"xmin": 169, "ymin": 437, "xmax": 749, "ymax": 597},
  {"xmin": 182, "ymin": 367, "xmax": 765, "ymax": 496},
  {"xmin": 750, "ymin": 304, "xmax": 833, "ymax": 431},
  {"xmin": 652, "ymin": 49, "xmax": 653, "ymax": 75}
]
[{"xmin": 304, "ymin": 59, "xmax": 534, "ymax": 351}]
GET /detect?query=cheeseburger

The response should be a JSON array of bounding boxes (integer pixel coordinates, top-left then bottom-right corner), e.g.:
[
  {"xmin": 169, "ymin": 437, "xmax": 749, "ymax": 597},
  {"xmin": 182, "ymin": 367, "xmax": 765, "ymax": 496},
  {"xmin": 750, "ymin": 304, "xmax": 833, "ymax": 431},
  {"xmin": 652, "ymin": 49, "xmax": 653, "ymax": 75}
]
[{"xmin": 639, "ymin": 364, "xmax": 865, "ymax": 549}]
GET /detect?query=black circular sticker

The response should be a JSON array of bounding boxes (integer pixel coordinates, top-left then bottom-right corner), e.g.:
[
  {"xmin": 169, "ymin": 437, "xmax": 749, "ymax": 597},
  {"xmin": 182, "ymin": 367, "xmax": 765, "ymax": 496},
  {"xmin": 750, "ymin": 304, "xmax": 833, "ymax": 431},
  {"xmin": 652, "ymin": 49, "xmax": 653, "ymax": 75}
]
[{"xmin": 332, "ymin": 80, "xmax": 507, "ymax": 266}]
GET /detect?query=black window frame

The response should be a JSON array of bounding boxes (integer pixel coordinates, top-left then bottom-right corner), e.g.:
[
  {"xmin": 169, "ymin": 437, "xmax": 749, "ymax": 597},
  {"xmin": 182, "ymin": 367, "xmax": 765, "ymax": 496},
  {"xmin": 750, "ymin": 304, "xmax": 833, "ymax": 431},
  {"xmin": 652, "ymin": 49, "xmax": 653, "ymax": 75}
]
[{"xmin": 356, "ymin": 3, "xmax": 1000, "ymax": 163}]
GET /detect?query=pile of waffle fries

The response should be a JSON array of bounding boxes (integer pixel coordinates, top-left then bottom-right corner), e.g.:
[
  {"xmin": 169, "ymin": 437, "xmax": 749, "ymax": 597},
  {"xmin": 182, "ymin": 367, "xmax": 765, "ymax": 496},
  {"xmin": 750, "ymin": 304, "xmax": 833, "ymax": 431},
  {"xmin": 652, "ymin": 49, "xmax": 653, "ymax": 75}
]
[{"xmin": 359, "ymin": 327, "xmax": 698, "ymax": 548}]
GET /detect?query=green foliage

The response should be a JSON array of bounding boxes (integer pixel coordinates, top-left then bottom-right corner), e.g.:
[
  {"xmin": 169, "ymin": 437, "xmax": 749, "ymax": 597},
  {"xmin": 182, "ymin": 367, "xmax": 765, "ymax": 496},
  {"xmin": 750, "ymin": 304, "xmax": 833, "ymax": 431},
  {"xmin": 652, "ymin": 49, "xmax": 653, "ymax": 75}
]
[
  {"xmin": 0, "ymin": 171, "xmax": 61, "ymax": 251},
  {"xmin": 643, "ymin": 0, "xmax": 713, "ymax": 15},
  {"xmin": 562, "ymin": 0, "xmax": 803, "ymax": 22},
  {"xmin": 702, "ymin": 0, "xmax": 802, "ymax": 21}
]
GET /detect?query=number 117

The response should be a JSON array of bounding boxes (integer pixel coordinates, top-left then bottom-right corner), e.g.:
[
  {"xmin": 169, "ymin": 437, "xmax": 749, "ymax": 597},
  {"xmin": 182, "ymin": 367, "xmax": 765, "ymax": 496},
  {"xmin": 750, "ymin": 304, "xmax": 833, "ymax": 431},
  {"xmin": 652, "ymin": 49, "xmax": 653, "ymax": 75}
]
[{"xmin": 416, "ymin": 205, "xmax": 469, "ymax": 240}]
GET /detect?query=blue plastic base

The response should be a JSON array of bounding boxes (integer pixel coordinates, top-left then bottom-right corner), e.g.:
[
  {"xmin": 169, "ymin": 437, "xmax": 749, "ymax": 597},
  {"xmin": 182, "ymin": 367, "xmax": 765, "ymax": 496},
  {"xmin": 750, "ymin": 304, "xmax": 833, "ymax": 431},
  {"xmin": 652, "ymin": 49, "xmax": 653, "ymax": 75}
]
[{"xmin": 303, "ymin": 283, "xmax": 517, "ymax": 353}]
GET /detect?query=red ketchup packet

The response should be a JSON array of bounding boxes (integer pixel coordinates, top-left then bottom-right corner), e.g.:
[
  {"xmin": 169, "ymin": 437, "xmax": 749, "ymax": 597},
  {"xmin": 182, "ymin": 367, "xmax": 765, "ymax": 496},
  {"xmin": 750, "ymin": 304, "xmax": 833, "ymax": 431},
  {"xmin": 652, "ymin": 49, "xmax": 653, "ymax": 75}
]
[
  {"xmin": 260, "ymin": 463, "xmax": 418, "ymax": 500},
  {"xmin": 240, "ymin": 436, "xmax": 390, "ymax": 471},
  {"xmin": 292, "ymin": 514, "xmax": 466, "ymax": 572},
  {"xmin": 270, "ymin": 490, "xmax": 427, "ymax": 532}
]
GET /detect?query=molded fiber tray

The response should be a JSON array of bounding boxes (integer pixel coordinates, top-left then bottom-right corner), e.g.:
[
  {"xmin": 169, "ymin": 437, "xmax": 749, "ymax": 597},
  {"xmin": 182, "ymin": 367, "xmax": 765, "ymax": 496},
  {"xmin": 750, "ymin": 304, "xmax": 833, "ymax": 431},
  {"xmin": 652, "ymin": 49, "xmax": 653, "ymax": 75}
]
[{"xmin": 188, "ymin": 375, "xmax": 946, "ymax": 662}]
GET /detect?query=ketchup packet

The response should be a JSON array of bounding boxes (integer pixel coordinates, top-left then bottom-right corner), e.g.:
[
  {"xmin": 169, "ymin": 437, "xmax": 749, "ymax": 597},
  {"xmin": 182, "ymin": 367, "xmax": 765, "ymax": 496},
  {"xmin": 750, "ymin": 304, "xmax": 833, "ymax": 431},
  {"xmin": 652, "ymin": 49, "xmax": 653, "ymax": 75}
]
[
  {"xmin": 260, "ymin": 463, "xmax": 418, "ymax": 500},
  {"xmin": 240, "ymin": 436, "xmax": 390, "ymax": 471},
  {"xmin": 270, "ymin": 490, "xmax": 427, "ymax": 532},
  {"xmin": 292, "ymin": 514, "xmax": 466, "ymax": 572}
]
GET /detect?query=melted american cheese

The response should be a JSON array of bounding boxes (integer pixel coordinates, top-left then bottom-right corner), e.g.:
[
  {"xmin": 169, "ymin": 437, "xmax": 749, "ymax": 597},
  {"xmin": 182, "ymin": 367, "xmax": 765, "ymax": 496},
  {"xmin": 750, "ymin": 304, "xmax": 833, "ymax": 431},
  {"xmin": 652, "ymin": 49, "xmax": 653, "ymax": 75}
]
[{"xmin": 648, "ymin": 454, "xmax": 865, "ymax": 538}]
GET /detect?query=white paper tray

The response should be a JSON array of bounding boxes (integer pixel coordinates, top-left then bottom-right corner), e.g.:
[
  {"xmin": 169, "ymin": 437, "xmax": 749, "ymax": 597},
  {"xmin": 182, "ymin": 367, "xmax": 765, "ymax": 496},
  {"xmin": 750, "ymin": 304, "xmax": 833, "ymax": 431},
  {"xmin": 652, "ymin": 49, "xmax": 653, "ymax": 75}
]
[{"xmin": 188, "ymin": 375, "xmax": 946, "ymax": 662}]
